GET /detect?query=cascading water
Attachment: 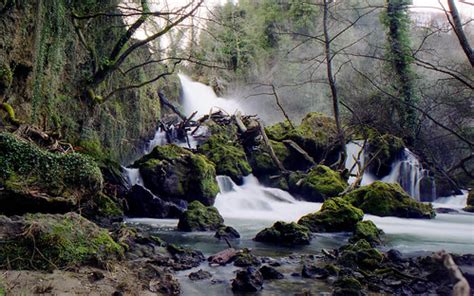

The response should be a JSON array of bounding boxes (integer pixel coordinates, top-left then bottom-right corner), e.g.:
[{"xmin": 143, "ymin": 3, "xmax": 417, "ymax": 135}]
[
  {"xmin": 345, "ymin": 141, "xmax": 437, "ymax": 201},
  {"xmin": 123, "ymin": 167, "xmax": 144, "ymax": 188},
  {"xmin": 214, "ymin": 175, "xmax": 321, "ymax": 221}
]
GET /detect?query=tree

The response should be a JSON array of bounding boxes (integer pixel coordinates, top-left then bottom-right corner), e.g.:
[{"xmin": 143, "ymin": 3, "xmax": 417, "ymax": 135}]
[{"xmin": 445, "ymin": 0, "xmax": 474, "ymax": 66}]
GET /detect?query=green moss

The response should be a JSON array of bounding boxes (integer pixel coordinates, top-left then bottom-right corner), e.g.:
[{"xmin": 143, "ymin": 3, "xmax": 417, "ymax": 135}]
[
  {"xmin": 338, "ymin": 239, "xmax": 384, "ymax": 270},
  {"xmin": 93, "ymin": 192, "xmax": 123, "ymax": 217},
  {"xmin": 0, "ymin": 103, "xmax": 20, "ymax": 125},
  {"xmin": 297, "ymin": 165, "xmax": 347, "ymax": 201},
  {"xmin": 198, "ymin": 132, "xmax": 252, "ymax": 183},
  {"xmin": 344, "ymin": 181, "xmax": 435, "ymax": 219},
  {"xmin": 367, "ymin": 133, "xmax": 405, "ymax": 177},
  {"xmin": 189, "ymin": 154, "xmax": 220, "ymax": 199},
  {"xmin": 234, "ymin": 249, "xmax": 261, "ymax": 267},
  {"xmin": 0, "ymin": 133, "xmax": 103, "ymax": 199},
  {"xmin": 0, "ymin": 62, "xmax": 13, "ymax": 92},
  {"xmin": 0, "ymin": 213, "xmax": 123, "ymax": 270},
  {"xmin": 254, "ymin": 221, "xmax": 311, "ymax": 245},
  {"xmin": 350, "ymin": 220, "xmax": 383, "ymax": 245},
  {"xmin": 333, "ymin": 276, "xmax": 363, "ymax": 296},
  {"xmin": 298, "ymin": 197, "xmax": 364, "ymax": 232},
  {"xmin": 177, "ymin": 201, "xmax": 224, "ymax": 231}
]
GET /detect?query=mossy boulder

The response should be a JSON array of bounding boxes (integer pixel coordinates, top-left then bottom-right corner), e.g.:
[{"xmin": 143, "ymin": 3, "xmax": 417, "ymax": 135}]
[
  {"xmin": 366, "ymin": 133, "xmax": 405, "ymax": 178},
  {"xmin": 298, "ymin": 197, "xmax": 364, "ymax": 232},
  {"xmin": 0, "ymin": 213, "xmax": 123, "ymax": 270},
  {"xmin": 198, "ymin": 131, "xmax": 251, "ymax": 184},
  {"xmin": 234, "ymin": 249, "xmax": 261, "ymax": 267},
  {"xmin": 338, "ymin": 239, "xmax": 384, "ymax": 270},
  {"xmin": 333, "ymin": 276, "xmax": 363, "ymax": 296},
  {"xmin": 290, "ymin": 165, "xmax": 347, "ymax": 202},
  {"xmin": 350, "ymin": 220, "xmax": 383, "ymax": 246},
  {"xmin": 345, "ymin": 181, "xmax": 435, "ymax": 218},
  {"xmin": 464, "ymin": 190, "xmax": 474, "ymax": 212},
  {"xmin": 254, "ymin": 221, "xmax": 311, "ymax": 245},
  {"xmin": 0, "ymin": 133, "xmax": 103, "ymax": 215},
  {"xmin": 134, "ymin": 144, "xmax": 219, "ymax": 206},
  {"xmin": 177, "ymin": 201, "xmax": 224, "ymax": 232},
  {"xmin": 265, "ymin": 113, "xmax": 342, "ymax": 165}
]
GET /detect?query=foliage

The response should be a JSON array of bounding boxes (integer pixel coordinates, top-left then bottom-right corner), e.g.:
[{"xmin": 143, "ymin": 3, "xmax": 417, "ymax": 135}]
[{"xmin": 0, "ymin": 213, "xmax": 123, "ymax": 270}]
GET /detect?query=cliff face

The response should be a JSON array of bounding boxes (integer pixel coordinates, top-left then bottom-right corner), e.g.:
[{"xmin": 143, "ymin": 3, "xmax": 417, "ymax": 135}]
[{"xmin": 0, "ymin": 1, "xmax": 180, "ymax": 163}]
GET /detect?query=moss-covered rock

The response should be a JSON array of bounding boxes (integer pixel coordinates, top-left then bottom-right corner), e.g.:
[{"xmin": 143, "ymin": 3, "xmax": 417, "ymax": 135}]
[
  {"xmin": 265, "ymin": 113, "xmax": 342, "ymax": 165},
  {"xmin": 366, "ymin": 133, "xmax": 405, "ymax": 178},
  {"xmin": 198, "ymin": 129, "xmax": 251, "ymax": 184},
  {"xmin": 254, "ymin": 221, "xmax": 311, "ymax": 245},
  {"xmin": 290, "ymin": 165, "xmax": 347, "ymax": 202},
  {"xmin": 333, "ymin": 276, "xmax": 363, "ymax": 296},
  {"xmin": 177, "ymin": 201, "xmax": 224, "ymax": 232},
  {"xmin": 0, "ymin": 133, "xmax": 103, "ymax": 215},
  {"xmin": 463, "ymin": 190, "xmax": 474, "ymax": 212},
  {"xmin": 0, "ymin": 62, "xmax": 13, "ymax": 95},
  {"xmin": 134, "ymin": 144, "xmax": 219, "ymax": 206},
  {"xmin": 344, "ymin": 181, "xmax": 435, "ymax": 218},
  {"xmin": 234, "ymin": 249, "xmax": 261, "ymax": 267},
  {"xmin": 0, "ymin": 213, "xmax": 123, "ymax": 270},
  {"xmin": 298, "ymin": 197, "xmax": 364, "ymax": 232},
  {"xmin": 338, "ymin": 239, "xmax": 384, "ymax": 270},
  {"xmin": 350, "ymin": 220, "xmax": 383, "ymax": 246}
]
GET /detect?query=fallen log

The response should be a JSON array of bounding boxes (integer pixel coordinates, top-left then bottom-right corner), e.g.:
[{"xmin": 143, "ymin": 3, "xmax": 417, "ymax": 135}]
[
  {"xmin": 282, "ymin": 139, "xmax": 316, "ymax": 165},
  {"xmin": 258, "ymin": 120, "xmax": 287, "ymax": 173},
  {"xmin": 158, "ymin": 91, "xmax": 186, "ymax": 121},
  {"xmin": 208, "ymin": 248, "xmax": 237, "ymax": 266}
]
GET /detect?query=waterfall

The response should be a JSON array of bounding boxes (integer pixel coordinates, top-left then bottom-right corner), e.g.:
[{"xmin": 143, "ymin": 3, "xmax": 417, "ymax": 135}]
[
  {"xmin": 122, "ymin": 167, "xmax": 144, "ymax": 188},
  {"xmin": 179, "ymin": 74, "xmax": 242, "ymax": 117},
  {"xmin": 214, "ymin": 175, "xmax": 321, "ymax": 221},
  {"xmin": 345, "ymin": 142, "xmax": 436, "ymax": 201},
  {"xmin": 145, "ymin": 129, "xmax": 168, "ymax": 154}
]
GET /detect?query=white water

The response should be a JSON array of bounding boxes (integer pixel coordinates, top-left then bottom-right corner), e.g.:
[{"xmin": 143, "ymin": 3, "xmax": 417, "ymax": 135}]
[
  {"xmin": 179, "ymin": 74, "xmax": 242, "ymax": 117},
  {"xmin": 144, "ymin": 129, "xmax": 168, "ymax": 154},
  {"xmin": 214, "ymin": 175, "xmax": 321, "ymax": 221},
  {"xmin": 345, "ymin": 141, "xmax": 436, "ymax": 201},
  {"xmin": 432, "ymin": 190, "xmax": 469, "ymax": 210},
  {"xmin": 122, "ymin": 167, "xmax": 143, "ymax": 188}
]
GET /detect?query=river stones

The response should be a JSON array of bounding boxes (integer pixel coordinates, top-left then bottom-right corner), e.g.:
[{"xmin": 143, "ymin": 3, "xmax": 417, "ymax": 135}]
[
  {"xmin": 298, "ymin": 197, "xmax": 364, "ymax": 232},
  {"xmin": 259, "ymin": 265, "xmax": 284, "ymax": 280},
  {"xmin": 177, "ymin": 201, "xmax": 224, "ymax": 232},
  {"xmin": 231, "ymin": 267, "xmax": 264, "ymax": 292},
  {"xmin": 166, "ymin": 244, "xmax": 205, "ymax": 270},
  {"xmin": 344, "ymin": 181, "xmax": 435, "ymax": 218},
  {"xmin": 337, "ymin": 239, "xmax": 384, "ymax": 270},
  {"xmin": 234, "ymin": 249, "xmax": 262, "ymax": 267},
  {"xmin": 254, "ymin": 221, "xmax": 312, "ymax": 245},
  {"xmin": 349, "ymin": 220, "xmax": 384, "ymax": 246},
  {"xmin": 214, "ymin": 225, "xmax": 240, "ymax": 240},
  {"xmin": 188, "ymin": 269, "xmax": 212, "ymax": 281}
]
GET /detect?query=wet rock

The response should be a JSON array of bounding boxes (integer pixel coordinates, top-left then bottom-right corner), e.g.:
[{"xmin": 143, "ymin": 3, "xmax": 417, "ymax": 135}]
[
  {"xmin": 366, "ymin": 133, "xmax": 404, "ymax": 178},
  {"xmin": 166, "ymin": 244, "xmax": 205, "ymax": 270},
  {"xmin": 231, "ymin": 267, "xmax": 264, "ymax": 292},
  {"xmin": 333, "ymin": 276, "xmax": 363, "ymax": 296},
  {"xmin": 134, "ymin": 144, "xmax": 219, "ymax": 206},
  {"xmin": 259, "ymin": 265, "xmax": 284, "ymax": 280},
  {"xmin": 125, "ymin": 185, "xmax": 184, "ymax": 218},
  {"xmin": 350, "ymin": 220, "xmax": 383, "ymax": 246},
  {"xmin": 464, "ymin": 190, "xmax": 474, "ymax": 212},
  {"xmin": 338, "ymin": 239, "xmax": 384, "ymax": 270},
  {"xmin": 254, "ymin": 221, "xmax": 311, "ymax": 245},
  {"xmin": 298, "ymin": 197, "xmax": 363, "ymax": 232},
  {"xmin": 149, "ymin": 273, "xmax": 180, "ymax": 295},
  {"xmin": 234, "ymin": 249, "xmax": 261, "ymax": 267},
  {"xmin": 302, "ymin": 265, "xmax": 329, "ymax": 279},
  {"xmin": 214, "ymin": 225, "xmax": 240, "ymax": 240},
  {"xmin": 436, "ymin": 207, "xmax": 459, "ymax": 214},
  {"xmin": 344, "ymin": 181, "xmax": 435, "ymax": 219},
  {"xmin": 188, "ymin": 269, "xmax": 212, "ymax": 281},
  {"xmin": 177, "ymin": 201, "xmax": 224, "ymax": 231},
  {"xmin": 289, "ymin": 165, "xmax": 347, "ymax": 202},
  {"xmin": 387, "ymin": 249, "xmax": 404, "ymax": 263}
]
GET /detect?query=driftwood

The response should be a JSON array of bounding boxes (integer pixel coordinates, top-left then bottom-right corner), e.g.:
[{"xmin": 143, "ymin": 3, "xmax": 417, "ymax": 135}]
[
  {"xmin": 234, "ymin": 112, "xmax": 247, "ymax": 133},
  {"xmin": 282, "ymin": 139, "xmax": 316, "ymax": 165},
  {"xmin": 258, "ymin": 120, "xmax": 287, "ymax": 173},
  {"xmin": 158, "ymin": 91, "xmax": 186, "ymax": 121},
  {"xmin": 208, "ymin": 248, "xmax": 237, "ymax": 266},
  {"xmin": 434, "ymin": 250, "xmax": 471, "ymax": 296}
]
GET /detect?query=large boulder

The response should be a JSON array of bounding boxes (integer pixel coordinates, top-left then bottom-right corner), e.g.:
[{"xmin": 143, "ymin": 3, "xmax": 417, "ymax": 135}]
[
  {"xmin": 254, "ymin": 221, "xmax": 311, "ymax": 245},
  {"xmin": 366, "ymin": 133, "xmax": 404, "ymax": 178},
  {"xmin": 265, "ymin": 113, "xmax": 342, "ymax": 165},
  {"xmin": 298, "ymin": 197, "xmax": 364, "ymax": 232},
  {"xmin": 134, "ymin": 144, "xmax": 219, "ymax": 206},
  {"xmin": 0, "ymin": 213, "xmax": 122, "ymax": 270},
  {"xmin": 231, "ymin": 267, "xmax": 264, "ymax": 292},
  {"xmin": 197, "ymin": 128, "xmax": 252, "ymax": 184},
  {"xmin": 289, "ymin": 165, "xmax": 347, "ymax": 202},
  {"xmin": 0, "ymin": 133, "xmax": 103, "ymax": 215},
  {"xmin": 125, "ymin": 185, "xmax": 184, "ymax": 218},
  {"xmin": 177, "ymin": 201, "xmax": 224, "ymax": 232},
  {"xmin": 345, "ymin": 181, "xmax": 435, "ymax": 218}
]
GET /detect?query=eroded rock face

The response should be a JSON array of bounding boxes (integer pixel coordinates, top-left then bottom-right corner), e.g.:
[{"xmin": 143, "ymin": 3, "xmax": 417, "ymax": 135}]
[
  {"xmin": 177, "ymin": 201, "xmax": 224, "ymax": 232},
  {"xmin": 125, "ymin": 185, "xmax": 184, "ymax": 218},
  {"xmin": 254, "ymin": 221, "xmax": 312, "ymax": 245},
  {"xmin": 133, "ymin": 144, "xmax": 219, "ymax": 206},
  {"xmin": 0, "ymin": 133, "xmax": 103, "ymax": 215},
  {"xmin": 298, "ymin": 197, "xmax": 364, "ymax": 232},
  {"xmin": 0, "ymin": 213, "xmax": 122, "ymax": 270},
  {"xmin": 344, "ymin": 181, "xmax": 435, "ymax": 218}
]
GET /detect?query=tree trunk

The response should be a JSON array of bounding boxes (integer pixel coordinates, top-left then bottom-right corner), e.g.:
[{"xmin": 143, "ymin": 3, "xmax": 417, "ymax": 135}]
[{"xmin": 447, "ymin": 0, "xmax": 474, "ymax": 67}]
